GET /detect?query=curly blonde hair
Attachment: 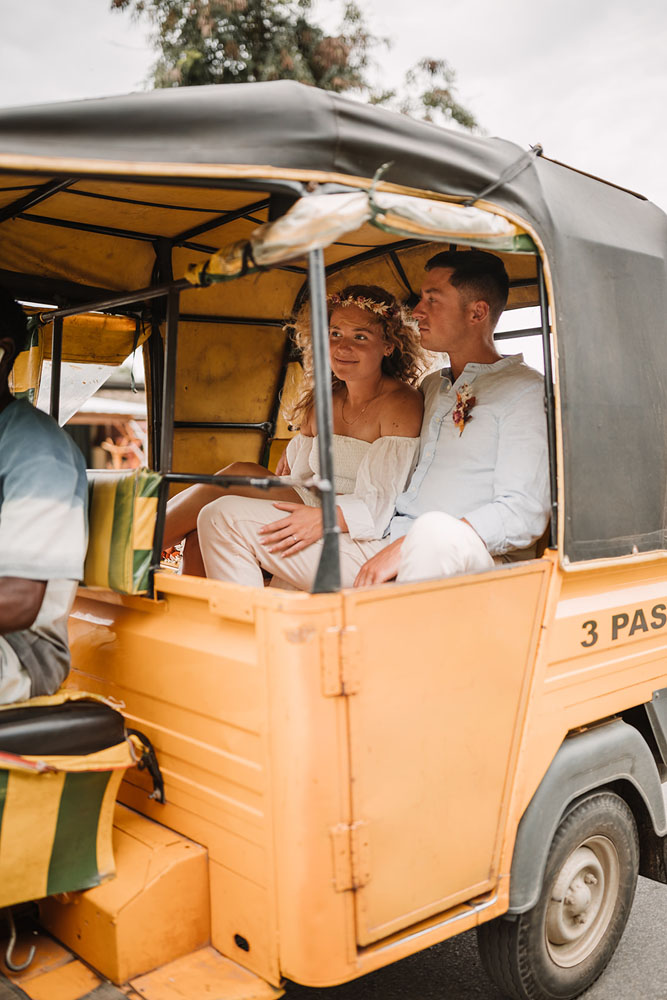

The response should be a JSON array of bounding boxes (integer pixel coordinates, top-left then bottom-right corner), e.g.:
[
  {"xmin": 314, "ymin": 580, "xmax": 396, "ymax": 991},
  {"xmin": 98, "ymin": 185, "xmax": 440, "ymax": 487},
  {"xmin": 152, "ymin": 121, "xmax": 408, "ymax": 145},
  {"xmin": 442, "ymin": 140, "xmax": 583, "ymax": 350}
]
[{"xmin": 288, "ymin": 284, "xmax": 428, "ymax": 427}]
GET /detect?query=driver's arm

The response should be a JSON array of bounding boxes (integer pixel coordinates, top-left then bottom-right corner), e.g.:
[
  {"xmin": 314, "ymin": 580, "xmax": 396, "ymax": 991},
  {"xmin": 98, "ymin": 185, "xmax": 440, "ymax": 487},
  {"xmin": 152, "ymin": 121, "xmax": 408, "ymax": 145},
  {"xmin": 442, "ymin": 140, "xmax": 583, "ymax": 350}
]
[{"xmin": 0, "ymin": 578, "xmax": 47, "ymax": 632}]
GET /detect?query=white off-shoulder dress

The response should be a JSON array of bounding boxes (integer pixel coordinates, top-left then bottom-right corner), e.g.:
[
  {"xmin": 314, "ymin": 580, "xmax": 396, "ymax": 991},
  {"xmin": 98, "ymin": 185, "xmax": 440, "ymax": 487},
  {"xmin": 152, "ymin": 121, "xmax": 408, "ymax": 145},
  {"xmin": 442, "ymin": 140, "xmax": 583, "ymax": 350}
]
[{"xmin": 285, "ymin": 433, "xmax": 419, "ymax": 541}]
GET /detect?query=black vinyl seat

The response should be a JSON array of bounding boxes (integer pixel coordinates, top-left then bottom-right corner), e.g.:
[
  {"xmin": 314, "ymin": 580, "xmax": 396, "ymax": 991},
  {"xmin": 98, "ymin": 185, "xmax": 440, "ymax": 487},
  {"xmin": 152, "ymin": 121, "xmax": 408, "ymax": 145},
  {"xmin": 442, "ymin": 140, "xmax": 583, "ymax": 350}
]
[{"xmin": 0, "ymin": 700, "xmax": 126, "ymax": 756}]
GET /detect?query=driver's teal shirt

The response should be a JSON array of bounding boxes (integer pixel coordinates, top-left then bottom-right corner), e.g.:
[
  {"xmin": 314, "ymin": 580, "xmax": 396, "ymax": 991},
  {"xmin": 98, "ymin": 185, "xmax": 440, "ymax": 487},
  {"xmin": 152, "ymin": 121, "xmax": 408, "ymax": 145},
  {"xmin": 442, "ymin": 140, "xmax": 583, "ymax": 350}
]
[{"xmin": 0, "ymin": 398, "xmax": 87, "ymax": 698}]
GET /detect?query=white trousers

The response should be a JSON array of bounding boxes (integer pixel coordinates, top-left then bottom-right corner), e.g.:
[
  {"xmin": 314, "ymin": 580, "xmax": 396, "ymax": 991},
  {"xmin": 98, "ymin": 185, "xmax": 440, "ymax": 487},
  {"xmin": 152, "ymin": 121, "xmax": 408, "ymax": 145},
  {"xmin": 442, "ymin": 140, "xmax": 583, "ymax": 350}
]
[
  {"xmin": 397, "ymin": 511, "xmax": 494, "ymax": 581},
  {"xmin": 198, "ymin": 496, "xmax": 385, "ymax": 589},
  {"xmin": 198, "ymin": 497, "xmax": 494, "ymax": 590}
]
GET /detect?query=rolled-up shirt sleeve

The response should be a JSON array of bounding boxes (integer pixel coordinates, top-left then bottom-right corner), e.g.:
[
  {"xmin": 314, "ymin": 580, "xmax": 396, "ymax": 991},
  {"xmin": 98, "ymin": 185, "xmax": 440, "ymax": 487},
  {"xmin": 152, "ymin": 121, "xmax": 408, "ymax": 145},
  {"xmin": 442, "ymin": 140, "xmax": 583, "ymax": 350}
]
[
  {"xmin": 284, "ymin": 434, "xmax": 311, "ymax": 482},
  {"xmin": 463, "ymin": 384, "xmax": 550, "ymax": 555},
  {"xmin": 337, "ymin": 436, "xmax": 419, "ymax": 541}
]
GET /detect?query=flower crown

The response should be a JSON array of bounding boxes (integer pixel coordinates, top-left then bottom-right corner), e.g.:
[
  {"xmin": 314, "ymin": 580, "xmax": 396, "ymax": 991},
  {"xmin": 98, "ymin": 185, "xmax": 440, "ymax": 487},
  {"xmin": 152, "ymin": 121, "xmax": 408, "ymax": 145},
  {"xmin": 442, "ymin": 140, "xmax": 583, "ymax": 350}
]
[{"xmin": 327, "ymin": 292, "xmax": 398, "ymax": 318}]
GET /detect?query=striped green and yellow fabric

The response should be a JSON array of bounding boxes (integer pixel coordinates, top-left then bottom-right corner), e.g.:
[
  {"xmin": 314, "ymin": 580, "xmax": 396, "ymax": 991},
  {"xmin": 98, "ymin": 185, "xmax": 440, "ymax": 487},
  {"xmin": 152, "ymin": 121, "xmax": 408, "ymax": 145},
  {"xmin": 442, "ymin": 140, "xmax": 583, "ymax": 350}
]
[
  {"xmin": 84, "ymin": 468, "xmax": 162, "ymax": 594},
  {"xmin": 0, "ymin": 741, "xmax": 134, "ymax": 908},
  {"xmin": 9, "ymin": 319, "xmax": 43, "ymax": 404}
]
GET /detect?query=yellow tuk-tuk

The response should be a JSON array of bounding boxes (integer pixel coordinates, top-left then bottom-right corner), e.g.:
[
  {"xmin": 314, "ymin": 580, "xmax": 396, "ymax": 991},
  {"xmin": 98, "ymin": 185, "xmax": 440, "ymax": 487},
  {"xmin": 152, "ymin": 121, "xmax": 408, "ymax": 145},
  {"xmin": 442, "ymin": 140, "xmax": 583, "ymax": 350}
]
[{"xmin": 1, "ymin": 81, "xmax": 667, "ymax": 1000}]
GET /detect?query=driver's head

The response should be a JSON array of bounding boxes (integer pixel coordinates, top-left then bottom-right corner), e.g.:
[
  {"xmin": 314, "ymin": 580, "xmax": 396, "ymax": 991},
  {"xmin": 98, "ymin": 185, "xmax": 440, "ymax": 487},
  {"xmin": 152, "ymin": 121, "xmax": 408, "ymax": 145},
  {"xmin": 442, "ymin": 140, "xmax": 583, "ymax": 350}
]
[{"xmin": 0, "ymin": 289, "xmax": 28, "ymax": 371}]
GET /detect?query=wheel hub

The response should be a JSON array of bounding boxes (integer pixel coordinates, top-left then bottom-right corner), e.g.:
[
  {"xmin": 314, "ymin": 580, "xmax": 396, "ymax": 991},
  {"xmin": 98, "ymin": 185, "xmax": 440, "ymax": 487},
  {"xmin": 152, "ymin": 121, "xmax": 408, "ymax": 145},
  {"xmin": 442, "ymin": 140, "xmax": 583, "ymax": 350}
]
[{"xmin": 545, "ymin": 836, "xmax": 619, "ymax": 968}]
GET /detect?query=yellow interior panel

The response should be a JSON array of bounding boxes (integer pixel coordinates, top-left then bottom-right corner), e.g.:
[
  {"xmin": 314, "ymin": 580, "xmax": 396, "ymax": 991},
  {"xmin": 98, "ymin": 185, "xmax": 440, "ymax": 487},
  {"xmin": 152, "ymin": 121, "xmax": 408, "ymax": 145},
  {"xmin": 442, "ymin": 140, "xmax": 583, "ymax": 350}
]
[
  {"xmin": 172, "ymin": 428, "xmax": 267, "ymax": 477},
  {"xmin": 74, "ymin": 180, "xmax": 267, "ymax": 214},
  {"xmin": 183, "ymin": 211, "xmax": 271, "ymax": 251},
  {"xmin": 267, "ymin": 438, "xmax": 288, "ymax": 472},
  {"xmin": 273, "ymin": 362, "xmax": 304, "ymax": 438},
  {"xmin": 41, "ymin": 313, "xmax": 144, "ymax": 364},
  {"xmin": 0, "ymin": 216, "xmax": 156, "ymax": 291},
  {"xmin": 27, "ymin": 191, "xmax": 228, "ymax": 240},
  {"xmin": 20, "ymin": 182, "xmax": 272, "ymax": 246},
  {"xmin": 325, "ymin": 256, "xmax": 409, "ymax": 302},
  {"xmin": 175, "ymin": 252, "xmax": 305, "ymax": 319},
  {"xmin": 0, "ymin": 187, "xmax": 38, "ymax": 211},
  {"xmin": 0, "ymin": 173, "xmax": 52, "ymax": 187},
  {"xmin": 174, "ymin": 321, "xmax": 287, "ymax": 424}
]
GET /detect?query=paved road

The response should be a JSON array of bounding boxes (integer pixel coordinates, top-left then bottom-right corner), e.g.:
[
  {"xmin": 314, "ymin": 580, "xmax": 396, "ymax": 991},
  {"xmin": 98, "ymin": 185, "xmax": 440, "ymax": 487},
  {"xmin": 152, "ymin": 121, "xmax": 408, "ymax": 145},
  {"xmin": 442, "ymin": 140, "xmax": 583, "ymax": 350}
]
[{"xmin": 285, "ymin": 877, "xmax": 667, "ymax": 1000}]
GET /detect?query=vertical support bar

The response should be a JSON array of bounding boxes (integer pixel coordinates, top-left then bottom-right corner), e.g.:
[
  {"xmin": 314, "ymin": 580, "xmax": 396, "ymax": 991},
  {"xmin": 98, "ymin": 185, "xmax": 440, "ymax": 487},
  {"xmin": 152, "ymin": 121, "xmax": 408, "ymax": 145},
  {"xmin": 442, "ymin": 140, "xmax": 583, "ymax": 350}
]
[
  {"xmin": 148, "ymin": 239, "xmax": 175, "ymax": 598},
  {"xmin": 49, "ymin": 316, "xmax": 63, "ymax": 423},
  {"xmin": 262, "ymin": 336, "xmax": 292, "ymax": 468},
  {"xmin": 308, "ymin": 249, "xmax": 341, "ymax": 593},
  {"xmin": 537, "ymin": 256, "xmax": 558, "ymax": 547},
  {"xmin": 149, "ymin": 478, "xmax": 170, "ymax": 597},
  {"xmin": 148, "ymin": 315, "xmax": 165, "ymax": 471},
  {"xmin": 149, "ymin": 287, "xmax": 178, "ymax": 598},
  {"xmin": 159, "ymin": 287, "xmax": 179, "ymax": 476},
  {"xmin": 151, "ymin": 237, "xmax": 174, "ymax": 472}
]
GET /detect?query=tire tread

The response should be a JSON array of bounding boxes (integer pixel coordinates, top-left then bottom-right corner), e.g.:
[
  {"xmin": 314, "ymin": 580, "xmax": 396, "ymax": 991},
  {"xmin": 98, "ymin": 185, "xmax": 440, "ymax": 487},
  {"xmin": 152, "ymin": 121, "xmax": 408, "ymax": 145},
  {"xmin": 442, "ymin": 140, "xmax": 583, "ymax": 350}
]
[{"xmin": 477, "ymin": 791, "xmax": 639, "ymax": 1000}]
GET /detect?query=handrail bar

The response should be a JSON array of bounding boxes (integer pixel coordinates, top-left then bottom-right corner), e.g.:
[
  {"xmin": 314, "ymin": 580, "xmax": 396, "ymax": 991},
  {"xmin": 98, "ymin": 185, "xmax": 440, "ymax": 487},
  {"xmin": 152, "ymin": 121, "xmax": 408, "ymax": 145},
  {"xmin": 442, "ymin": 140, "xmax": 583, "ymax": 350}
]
[{"xmin": 38, "ymin": 278, "xmax": 192, "ymax": 322}]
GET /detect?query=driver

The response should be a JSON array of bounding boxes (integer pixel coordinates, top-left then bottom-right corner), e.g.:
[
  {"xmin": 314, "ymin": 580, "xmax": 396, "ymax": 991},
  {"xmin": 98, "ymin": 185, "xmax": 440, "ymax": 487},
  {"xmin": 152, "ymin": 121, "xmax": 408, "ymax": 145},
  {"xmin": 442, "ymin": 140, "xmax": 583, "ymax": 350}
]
[{"xmin": 0, "ymin": 291, "xmax": 87, "ymax": 703}]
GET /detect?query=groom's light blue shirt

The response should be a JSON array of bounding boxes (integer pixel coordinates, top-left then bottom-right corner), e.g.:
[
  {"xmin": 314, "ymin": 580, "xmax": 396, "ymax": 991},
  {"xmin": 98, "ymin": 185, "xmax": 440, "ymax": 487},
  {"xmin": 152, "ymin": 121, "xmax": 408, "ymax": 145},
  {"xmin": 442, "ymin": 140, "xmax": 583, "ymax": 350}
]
[{"xmin": 390, "ymin": 354, "xmax": 550, "ymax": 556}]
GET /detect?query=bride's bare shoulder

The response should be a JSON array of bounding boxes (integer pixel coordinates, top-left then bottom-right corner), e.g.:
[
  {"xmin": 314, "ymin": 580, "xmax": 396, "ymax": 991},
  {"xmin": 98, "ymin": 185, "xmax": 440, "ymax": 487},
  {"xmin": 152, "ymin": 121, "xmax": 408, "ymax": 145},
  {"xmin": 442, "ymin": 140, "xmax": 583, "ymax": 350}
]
[{"xmin": 380, "ymin": 381, "xmax": 423, "ymax": 437}]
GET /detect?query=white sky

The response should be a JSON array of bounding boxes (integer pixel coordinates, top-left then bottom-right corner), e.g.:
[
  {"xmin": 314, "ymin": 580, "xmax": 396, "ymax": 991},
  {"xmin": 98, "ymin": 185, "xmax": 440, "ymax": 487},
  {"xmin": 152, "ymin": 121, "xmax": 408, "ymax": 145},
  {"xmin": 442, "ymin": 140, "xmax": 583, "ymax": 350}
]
[{"xmin": 1, "ymin": 0, "xmax": 665, "ymax": 209}]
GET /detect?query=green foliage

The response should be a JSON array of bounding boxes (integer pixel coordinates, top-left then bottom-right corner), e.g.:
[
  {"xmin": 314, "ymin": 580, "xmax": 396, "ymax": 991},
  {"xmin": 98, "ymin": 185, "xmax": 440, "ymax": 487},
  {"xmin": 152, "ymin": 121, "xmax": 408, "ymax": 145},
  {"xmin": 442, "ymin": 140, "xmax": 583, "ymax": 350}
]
[
  {"xmin": 111, "ymin": 0, "xmax": 369, "ymax": 91},
  {"xmin": 111, "ymin": 0, "xmax": 478, "ymax": 130},
  {"xmin": 400, "ymin": 59, "xmax": 479, "ymax": 131}
]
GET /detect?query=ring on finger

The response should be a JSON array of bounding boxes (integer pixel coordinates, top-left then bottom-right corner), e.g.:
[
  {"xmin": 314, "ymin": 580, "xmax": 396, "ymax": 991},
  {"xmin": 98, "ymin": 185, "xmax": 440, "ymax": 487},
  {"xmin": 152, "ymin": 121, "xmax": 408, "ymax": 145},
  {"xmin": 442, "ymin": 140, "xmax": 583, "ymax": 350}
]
[{"xmin": 292, "ymin": 534, "xmax": 298, "ymax": 543}]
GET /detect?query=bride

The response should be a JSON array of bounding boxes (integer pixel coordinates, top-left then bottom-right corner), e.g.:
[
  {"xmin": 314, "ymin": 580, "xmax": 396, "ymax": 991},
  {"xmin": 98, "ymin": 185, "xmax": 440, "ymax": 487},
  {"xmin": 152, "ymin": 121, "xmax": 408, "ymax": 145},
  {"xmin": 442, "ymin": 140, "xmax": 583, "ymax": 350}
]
[{"xmin": 163, "ymin": 284, "xmax": 427, "ymax": 586}]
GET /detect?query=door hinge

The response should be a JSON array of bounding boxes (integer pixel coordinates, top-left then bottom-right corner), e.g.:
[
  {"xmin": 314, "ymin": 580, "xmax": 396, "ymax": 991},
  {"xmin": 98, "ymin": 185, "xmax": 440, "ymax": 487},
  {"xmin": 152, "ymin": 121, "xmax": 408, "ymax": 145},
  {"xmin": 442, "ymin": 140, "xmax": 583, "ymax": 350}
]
[
  {"xmin": 330, "ymin": 821, "xmax": 370, "ymax": 892},
  {"xmin": 320, "ymin": 626, "xmax": 361, "ymax": 697}
]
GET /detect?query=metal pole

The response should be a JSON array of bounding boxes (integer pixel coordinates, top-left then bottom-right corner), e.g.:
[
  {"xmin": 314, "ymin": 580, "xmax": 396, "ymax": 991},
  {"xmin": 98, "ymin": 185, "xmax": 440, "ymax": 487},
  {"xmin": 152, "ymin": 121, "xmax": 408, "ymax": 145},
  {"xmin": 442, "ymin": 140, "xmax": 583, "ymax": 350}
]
[
  {"xmin": 49, "ymin": 316, "xmax": 63, "ymax": 422},
  {"xmin": 537, "ymin": 256, "xmax": 558, "ymax": 548},
  {"xmin": 164, "ymin": 472, "xmax": 285, "ymax": 487},
  {"xmin": 39, "ymin": 279, "xmax": 191, "ymax": 323},
  {"xmin": 495, "ymin": 327, "xmax": 543, "ymax": 342},
  {"xmin": 308, "ymin": 249, "xmax": 341, "ymax": 593},
  {"xmin": 149, "ymin": 287, "xmax": 179, "ymax": 596},
  {"xmin": 173, "ymin": 420, "xmax": 272, "ymax": 432},
  {"xmin": 160, "ymin": 288, "xmax": 180, "ymax": 476}
]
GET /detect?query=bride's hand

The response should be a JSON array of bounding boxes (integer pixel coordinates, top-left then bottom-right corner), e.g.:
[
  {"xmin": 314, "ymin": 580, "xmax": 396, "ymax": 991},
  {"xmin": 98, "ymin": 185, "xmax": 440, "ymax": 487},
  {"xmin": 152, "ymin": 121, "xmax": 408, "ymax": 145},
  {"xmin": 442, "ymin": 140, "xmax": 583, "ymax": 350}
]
[{"xmin": 259, "ymin": 502, "xmax": 323, "ymax": 556}]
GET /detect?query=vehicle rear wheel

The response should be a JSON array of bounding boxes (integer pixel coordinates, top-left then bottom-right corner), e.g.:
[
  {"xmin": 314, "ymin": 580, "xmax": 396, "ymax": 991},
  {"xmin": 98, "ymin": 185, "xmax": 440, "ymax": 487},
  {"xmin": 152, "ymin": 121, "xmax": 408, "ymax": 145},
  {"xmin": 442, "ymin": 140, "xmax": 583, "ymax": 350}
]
[{"xmin": 477, "ymin": 791, "xmax": 639, "ymax": 1000}]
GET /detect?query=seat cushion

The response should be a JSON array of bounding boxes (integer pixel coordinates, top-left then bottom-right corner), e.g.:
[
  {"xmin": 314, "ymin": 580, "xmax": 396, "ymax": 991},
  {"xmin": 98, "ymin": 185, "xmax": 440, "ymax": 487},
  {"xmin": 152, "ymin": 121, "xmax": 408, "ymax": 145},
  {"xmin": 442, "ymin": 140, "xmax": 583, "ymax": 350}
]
[
  {"xmin": 84, "ymin": 468, "xmax": 162, "ymax": 594},
  {"xmin": 0, "ymin": 700, "xmax": 126, "ymax": 756},
  {"xmin": 0, "ymin": 694, "xmax": 135, "ymax": 907}
]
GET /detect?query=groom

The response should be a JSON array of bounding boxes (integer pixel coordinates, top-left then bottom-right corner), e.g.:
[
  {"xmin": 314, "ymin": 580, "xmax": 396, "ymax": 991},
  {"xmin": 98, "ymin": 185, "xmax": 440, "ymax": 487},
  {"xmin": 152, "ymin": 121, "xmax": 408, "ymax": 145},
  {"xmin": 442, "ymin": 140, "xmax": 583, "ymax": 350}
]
[{"xmin": 353, "ymin": 249, "xmax": 550, "ymax": 586}]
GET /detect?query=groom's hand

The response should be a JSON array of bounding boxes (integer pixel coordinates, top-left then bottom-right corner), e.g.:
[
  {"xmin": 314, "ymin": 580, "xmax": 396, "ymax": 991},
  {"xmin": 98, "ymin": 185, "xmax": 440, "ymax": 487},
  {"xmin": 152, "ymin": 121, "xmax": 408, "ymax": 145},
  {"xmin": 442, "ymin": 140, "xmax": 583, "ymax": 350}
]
[{"xmin": 354, "ymin": 537, "xmax": 404, "ymax": 588}]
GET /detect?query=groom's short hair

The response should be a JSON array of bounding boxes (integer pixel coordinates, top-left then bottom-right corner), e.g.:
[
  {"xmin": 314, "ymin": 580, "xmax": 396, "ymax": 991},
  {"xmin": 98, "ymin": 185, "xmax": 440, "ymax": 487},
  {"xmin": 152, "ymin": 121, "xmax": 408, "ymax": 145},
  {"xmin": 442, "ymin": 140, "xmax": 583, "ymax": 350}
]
[{"xmin": 425, "ymin": 250, "xmax": 509, "ymax": 325}]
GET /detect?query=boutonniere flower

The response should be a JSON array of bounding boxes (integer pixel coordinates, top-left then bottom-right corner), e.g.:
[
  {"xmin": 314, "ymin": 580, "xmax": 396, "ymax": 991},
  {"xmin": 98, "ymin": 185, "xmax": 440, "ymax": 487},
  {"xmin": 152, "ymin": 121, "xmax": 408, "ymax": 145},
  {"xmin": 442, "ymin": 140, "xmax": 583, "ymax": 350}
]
[{"xmin": 453, "ymin": 383, "xmax": 476, "ymax": 435}]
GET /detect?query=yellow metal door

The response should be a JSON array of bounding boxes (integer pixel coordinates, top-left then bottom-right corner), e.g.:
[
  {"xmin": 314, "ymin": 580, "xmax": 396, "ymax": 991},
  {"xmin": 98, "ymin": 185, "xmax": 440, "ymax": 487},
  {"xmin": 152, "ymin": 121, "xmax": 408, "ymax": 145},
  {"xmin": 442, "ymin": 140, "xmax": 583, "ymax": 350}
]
[{"xmin": 343, "ymin": 561, "xmax": 551, "ymax": 945}]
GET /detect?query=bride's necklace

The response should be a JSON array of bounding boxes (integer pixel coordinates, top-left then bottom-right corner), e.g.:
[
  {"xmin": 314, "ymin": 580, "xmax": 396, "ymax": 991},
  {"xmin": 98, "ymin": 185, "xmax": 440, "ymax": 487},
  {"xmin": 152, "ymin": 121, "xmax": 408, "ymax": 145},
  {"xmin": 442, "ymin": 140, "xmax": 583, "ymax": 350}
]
[{"xmin": 340, "ymin": 385, "xmax": 383, "ymax": 425}]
